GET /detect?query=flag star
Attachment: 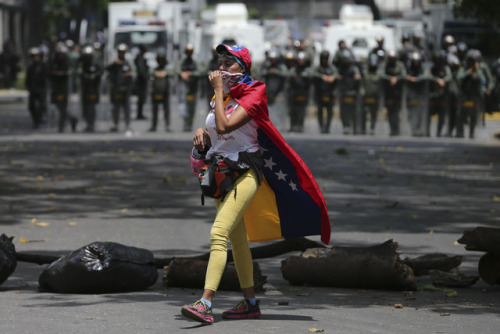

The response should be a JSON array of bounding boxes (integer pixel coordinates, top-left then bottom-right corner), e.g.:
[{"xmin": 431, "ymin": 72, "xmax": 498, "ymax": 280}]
[
  {"xmin": 264, "ymin": 157, "xmax": 277, "ymax": 170},
  {"xmin": 275, "ymin": 170, "xmax": 287, "ymax": 181},
  {"xmin": 260, "ymin": 146, "xmax": 269, "ymax": 155},
  {"xmin": 289, "ymin": 180, "xmax": 298, "ymax": 191}
]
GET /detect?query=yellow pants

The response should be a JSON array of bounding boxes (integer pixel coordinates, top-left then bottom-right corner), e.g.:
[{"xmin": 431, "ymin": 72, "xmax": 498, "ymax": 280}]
[{"xmin": 204, "ymin": 169, "xmax": 259, "ymax": 292}]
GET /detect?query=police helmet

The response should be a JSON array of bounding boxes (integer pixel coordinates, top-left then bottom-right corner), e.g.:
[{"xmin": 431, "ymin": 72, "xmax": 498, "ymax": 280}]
[
  {"xmin": 447, "ymin": 45, "xmax": 458, "ymax": 56},
  {"xmin": 320, "ymin": 50, "xmax": 330, "ymax": 60},
  {"xmin": 284, "ymin": 51, "xmax": 295, "ymax": 60},
  {"xmin": 447, "ymin": 54, "xmax": 460, "ymax": 68},
  {"xmin": 156, "ymin": 52, "xmax": 167, "ymax": 64},
  {"xmin": 65, "ymin": 39, "xmax": 75, "ymax": 50},
  {"xmin": 339, "ymin": 49, "xmax": 353, "ymax": 61},
  {"xmin": 443, "ymin": 34, "xmax": 455, "ymax": 46},
  {"xmin": 55, "ymin": 42, "xmax": 68, "ymax": 54},
  {"xmin": 368, "ymin": 53, "xmax": 379, "ymax": 68},
  {"xmin": 457, "ymin": 42, "xmax": 468, "ymax": 54},
  {"xmin": 185, "ymin": 43, "xmax": 194, "ymax": 52},
  {"xmin": 401, "ymin": 33, "xmax": 410, "ymax": 43},
  {"xmin": 387, "ymin": 50, "xmax": 398, "ymax": 60},
  {"xmin": 117, "ymin": 43, "xmax": 128, "ymax": 53},
  {"xmin": 29, "ymin": 47, "xmax": 41, "ymax": 57},
  {"xmin": 268, "ymin": 50, "xmax": 279, "ymax": 60},
  {"xmin": 297, "ymin": 51, "xmax": 307, "ymax": 61},
  {"xmin": 410, "ymin": 51, "xmax": 422, "ymax": 63},
  {"xmin": 465, "ymin": 49, "xmax": 479, "ymax": 63},
  {"xmin": 432, "ymin": 50, "xmax": 446, "ymax": 63},
  {"xmin": 82, "ymin": 45, "xmax": 95, "ymax": 56}
]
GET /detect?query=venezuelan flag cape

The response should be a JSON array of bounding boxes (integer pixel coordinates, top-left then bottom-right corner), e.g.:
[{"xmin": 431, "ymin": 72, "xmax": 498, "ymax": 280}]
[{"xmin": 231, "ymin": 76, "xmax": 331, "ymax": 245}]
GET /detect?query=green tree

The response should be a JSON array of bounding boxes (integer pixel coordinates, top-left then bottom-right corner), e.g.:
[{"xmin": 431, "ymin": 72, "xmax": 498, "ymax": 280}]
[{"xmin": 454, "ymin": 0, "xmax": 500, "ymax": 25}]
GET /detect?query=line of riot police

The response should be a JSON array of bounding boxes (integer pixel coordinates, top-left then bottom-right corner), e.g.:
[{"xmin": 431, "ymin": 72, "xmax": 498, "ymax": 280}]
[
  {"xmin": 256, "ymin": 33, "xmax": 499, "ymax": 139},
  {"xmin": 23, "ymin": 35, "xmax": 499, "ymax": 137}
]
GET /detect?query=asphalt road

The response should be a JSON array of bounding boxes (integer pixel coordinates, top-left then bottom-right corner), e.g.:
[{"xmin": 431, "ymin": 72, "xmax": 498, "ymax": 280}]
[{"xmin": 1, "ymin": 94, "xmax": 500, "ymax": 333}]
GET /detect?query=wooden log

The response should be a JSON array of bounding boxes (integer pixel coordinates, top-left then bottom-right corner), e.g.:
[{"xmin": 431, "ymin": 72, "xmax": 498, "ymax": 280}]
[
  {"xmin": 403, "ymin": 253, "xmax": 463, "ymax": 276},
  {"xmin": 429, "ymin": 268, "xmax": 479, "ymax": 287},
  {"xmin": 16, "ymin": 237, "xmax": 325, "ymax": 269},
  {"xmin": 163, "ymin": 258, "xmax": 267, "ymax": 291},
  {"xmin": 478, "ymin": 253, "xmax": 500, "ymax": 285},
  {"xmin": 281, "ymin": 240, "xmax": 417, "ymax": 291},
  {"xmin": 154, "ymin": 237, "xmax": 325, "ymax": 268},
  {"xmin": 457, "ymin": 227, "xmax": 500, "ymax": 254}
]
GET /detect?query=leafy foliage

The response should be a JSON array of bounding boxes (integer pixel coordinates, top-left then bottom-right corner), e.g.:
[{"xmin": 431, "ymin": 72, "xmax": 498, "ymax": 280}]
[{"xmin": 453, "ymin": 0, "xmax": 500, "ymax": 24}]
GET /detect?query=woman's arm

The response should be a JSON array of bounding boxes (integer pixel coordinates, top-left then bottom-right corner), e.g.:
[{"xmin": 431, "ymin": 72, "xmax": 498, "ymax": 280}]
[{"xmin": 210, "ymin": 70, "xmax": 252, "ymax": 134}]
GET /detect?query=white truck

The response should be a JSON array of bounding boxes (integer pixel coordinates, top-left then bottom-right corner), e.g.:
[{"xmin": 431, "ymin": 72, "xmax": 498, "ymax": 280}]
[
  {"xmin": 106, "ymin": 0, "xmax": 187, "ymax": 68},
  {"xmin": 188, "ymin": 3, "xmax": 266, "ymax": 66},
  {"xmin": 322, "ymin": 4, "xmax": 398, "ymax": 62}
]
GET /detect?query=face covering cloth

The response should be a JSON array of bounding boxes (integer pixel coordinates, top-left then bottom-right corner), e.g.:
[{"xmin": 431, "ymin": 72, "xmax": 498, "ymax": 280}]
[{"xmin": 220, "ymin": 71, "xmax": 245, "ymax": 94}]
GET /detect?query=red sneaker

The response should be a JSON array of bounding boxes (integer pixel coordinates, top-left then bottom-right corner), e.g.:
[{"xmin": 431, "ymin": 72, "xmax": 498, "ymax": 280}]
[
  {"xmin": 181, "ymin": 299, "xmax": 214, "ymax": 324},
  {"xmin": 222, "ymin": 299, "xmax": 261, "ymax": 319}
]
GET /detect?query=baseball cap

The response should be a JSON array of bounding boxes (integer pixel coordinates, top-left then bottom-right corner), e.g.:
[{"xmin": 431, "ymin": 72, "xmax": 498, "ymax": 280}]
[{"xmin": 216, "ymin": 44, "xmax": 252, "ymax": 72}]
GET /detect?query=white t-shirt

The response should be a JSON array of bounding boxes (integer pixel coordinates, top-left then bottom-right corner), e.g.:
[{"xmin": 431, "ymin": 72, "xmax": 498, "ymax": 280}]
[{"xmin": 206, "ymin": 98, "xmax": 259, "ymax": 161}]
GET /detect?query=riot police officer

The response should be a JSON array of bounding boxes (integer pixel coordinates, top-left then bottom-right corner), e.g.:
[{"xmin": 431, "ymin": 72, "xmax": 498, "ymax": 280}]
[
  {"xmin": 313, "ymin": 50, "xmax": 337, "ymax": 134},
  {"xmin": 332, "ymin": 40, "xmax": 354, "ymax": 69},
  {"xmin": 50, "ymin": 42, "xmax": 75, "ymax": 132},
  {"xmin": 405, "ymin": 51, "xmax": 428, "ymax": 137},
  {"xmin": 106, "ymin": 43, "xmax": 133, "ymax": 132},
  {"xmin": 361, "ymin": 53, "xmax": 382, "ymax": 135},
  {"xmin": 457, "ymin": 49, "xmax": 485, "ymax": 138},
  {"xmin": 134, "ymin": 44, "xmax": 149, "ymax": 120},
  {"xmin": 446, "ymin": 54, "xmax": 461, "ymax": 137},
  {"xmin": 442, "ymin": 35, "xmax": 455, "ymax": 53},
  {"xmin": 398, "ymin": 33, "xmax": 413, "ymax": 68},
  {"xmin": 204, "ymin": 45, "xmax": 220, "ymax": 106},
  {"xmin": 80, "ymin": 45, "xmax": 102, "ymax": 133},
  {"xmin": 261, "ymin": 50, "xmax": 287, "ymax": 130},
  {"xmin": 428, "ymin": 50, "xmax": 452, "ymax": 137},
  {"xmin": 25, "ymin": 47, "xmax": 49, "ymax": 129},
  {"xmin": 149, "ymin": 52, "xmax": 171, "ymax": 132},
  {"xmin": 179, "ymin": 44, "xmax": 200, "ymax": 132},
  {"xmin": 288, "ymin": 51, "xmax": 312, "ymax": 132},
  {"xmin": 381, "ymin": 50, "xmax": 406, "ymax": 136},
  {"xmin": 337, "ymin": 49, "xmax": 361, "ymax": 135},
  {"xmin": 368, "ymin": 36, "xmax": 386, "ymax": 63}
]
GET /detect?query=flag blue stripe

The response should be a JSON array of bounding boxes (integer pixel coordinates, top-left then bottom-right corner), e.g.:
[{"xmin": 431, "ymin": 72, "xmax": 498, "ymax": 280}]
[{"xmin": 258, "ymin": 129, "xmax": 322, "ymax": 237}]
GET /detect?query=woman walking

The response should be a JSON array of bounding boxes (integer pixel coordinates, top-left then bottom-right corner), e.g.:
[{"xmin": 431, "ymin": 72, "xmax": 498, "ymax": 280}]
[{"xmin": 181, "ymin": 44, "xmax": 331, "ymax": 324}]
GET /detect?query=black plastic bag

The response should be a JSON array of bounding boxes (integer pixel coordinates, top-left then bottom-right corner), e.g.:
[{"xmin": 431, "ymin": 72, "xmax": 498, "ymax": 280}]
[
  {"xmin": 38, "ymin": 241, "xmax": 158, "ymax": 293},
  {"xmin": 0, "ymin": 234, "xmax": 17, "ymax": 286}
]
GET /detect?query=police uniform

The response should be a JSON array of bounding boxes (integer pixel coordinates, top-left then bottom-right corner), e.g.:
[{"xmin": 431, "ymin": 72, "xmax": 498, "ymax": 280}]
[
  {"xmin": 80, "ymin": 46, "xmax": 102, "ymax": 132},
  {"xmin": 261, "ymin": 51, "xmax": 287, "ymax": 131},
  {"xmin": 428, "ymin": 51, "xmax": 452, "ymax": 137},
  {"xmin": 288, "ymin": 52, "xmax": 312, "ymax": 133},
  {"xmin": 381, "ymin": 53, "xmax": 406, "ymax": 136},
  {"xmin": 361, "ymin": 55, "xmax": 382, "ymax": 135},
  {"xmin": 337, "ymin": 52, "xmax": 361, "ymax": 135},
  {"xmin": 179, "ymin": 45, "xmax": 199, "ymax": 132},
  {"xmin": 456, "ymin": 50, "xmax": 485, "ymax": 138},
  {"xmin": 405, "ymin": 52, "xmax": 429, "ymax": 137},
  {"xmin": 50, "ymin": 45, "xmax": 75, "ymax": 132},
  {"xmin": 313, "ymin": 51, "xmax": 337, "ymax": 134},
  {"xmin": 25, "ymin": 48, "xmax": 48, "ymax": 129},
  {"xmin": 149, "ymin": 54, "xmax": 171, "ymax": 132},
  {"xmin": 106, "ymin": 44, "xmax": 133, "ymax": 132},
  {"xmin": 134, "ymin": 46, "xmax": 149, "ymax": 120},
  {"xmin": 204, "ymin": 48, "xmax": 220, "ymax": 106},
  {"xmin": 446, "ymin": 54, "xmax": 461, "ymax": 137}
]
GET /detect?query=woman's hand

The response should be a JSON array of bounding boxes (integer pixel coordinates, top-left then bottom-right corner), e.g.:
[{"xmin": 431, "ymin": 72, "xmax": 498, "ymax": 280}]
[
  {"xmin": 209, "ymin": 70, "xmax": 223, "ymax": 92},
  {"xmin": 193, "ymin": 128, "xmax": 210, "ymax": 151}
]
